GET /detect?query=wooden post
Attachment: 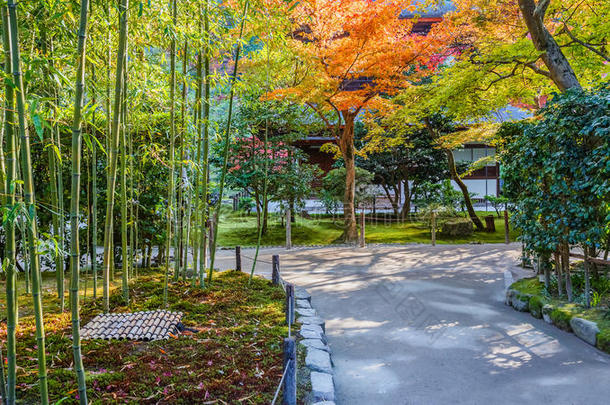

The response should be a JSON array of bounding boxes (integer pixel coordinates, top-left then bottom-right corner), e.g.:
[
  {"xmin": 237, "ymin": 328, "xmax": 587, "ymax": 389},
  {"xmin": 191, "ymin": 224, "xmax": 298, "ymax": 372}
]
[
  {"xmin": 272, "ymin": 255, "xmax": 280, "ymax": 285},
  {"xmin": 285, "ymin": 208, "xmax": 292, "ymax": 250},
  {"xmin": 235, "ymin": 245, "xmax": 241, "ymax": 272},
  {"xmin": 282, "ymin": 337, "xmax": 297, "ymax": 405},
  {"xmin": 285, "ymin": 283, "xmax": 295, "ymax": 325},
  {"xmin": 431, "ymin": 211, "xmax": 436, "ymax": 246},
  {"xmin": 359, "ymin": 211, "xmax": 365, "ymax": 248},
  {"xmin": 504, "ymin": 210, "xmax": 510, "ymax": 244}
]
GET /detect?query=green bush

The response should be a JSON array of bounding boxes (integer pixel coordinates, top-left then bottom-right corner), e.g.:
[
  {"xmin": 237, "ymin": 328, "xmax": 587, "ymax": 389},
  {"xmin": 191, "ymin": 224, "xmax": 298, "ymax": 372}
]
[{"xmin": 442, "ymin": 218, "xmax": 474, "ymax": 236}]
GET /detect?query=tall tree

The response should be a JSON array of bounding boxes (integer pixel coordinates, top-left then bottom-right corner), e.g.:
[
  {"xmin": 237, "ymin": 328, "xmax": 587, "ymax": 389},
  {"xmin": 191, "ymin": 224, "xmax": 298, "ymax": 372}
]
[{"xmin": 267, "ymin": 0, "xmax": 442, "ymax": 241}]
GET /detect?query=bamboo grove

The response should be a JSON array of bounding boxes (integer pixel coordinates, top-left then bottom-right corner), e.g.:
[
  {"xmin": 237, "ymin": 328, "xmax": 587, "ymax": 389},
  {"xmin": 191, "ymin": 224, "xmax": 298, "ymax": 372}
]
[{"xmin": 0, "ymin": 0, "xmax": 276, "ymax": 401}]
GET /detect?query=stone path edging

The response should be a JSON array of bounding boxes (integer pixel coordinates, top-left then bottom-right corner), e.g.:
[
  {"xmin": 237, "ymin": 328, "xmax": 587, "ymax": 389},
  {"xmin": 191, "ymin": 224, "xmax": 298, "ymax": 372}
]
[
  {"xmin": 503, "ymin": 273, "xmax": 603, "ymax": 349},
  {"xmin": 294, "ymin": 287, "xmax": 336, "ymax": 405}
]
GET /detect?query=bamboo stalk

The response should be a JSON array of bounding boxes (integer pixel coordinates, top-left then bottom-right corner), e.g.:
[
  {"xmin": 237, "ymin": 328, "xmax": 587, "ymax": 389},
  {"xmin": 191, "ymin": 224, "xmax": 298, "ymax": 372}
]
[
  {"xmin": 120, "ymin": 43, "xmax": 129, "ymax": 303},
  {"xmin": 68, "ymin": 0, "xmax": 91, "ymax": 402},
  {"xmin": 250, "ymin": 40, "xmax": 271, "ymax": 282},
  {"xmin": 192, "ymin": 19, "xmax": 204, "ymax": 286},
  {"xmin": 102, "ymin": 0, "xmax": 129, "ymax": 312},
  {"xmin": 1, "ymin": 6, "xmax": 17, "ymax": 403},
  {"xmin": 208, "ymin": 0, "xmax": 250, "ymax": 282},
  {"xmin": 163, "ymin": 0, "xmax": 178, "ymax": 307},
  {"xmin": 7, "ymin": 1, "xmax": 49, "ymax": 402},
  {"xmin": 199, "ymin": 0, "xmax": 211, "ymax": 287}
]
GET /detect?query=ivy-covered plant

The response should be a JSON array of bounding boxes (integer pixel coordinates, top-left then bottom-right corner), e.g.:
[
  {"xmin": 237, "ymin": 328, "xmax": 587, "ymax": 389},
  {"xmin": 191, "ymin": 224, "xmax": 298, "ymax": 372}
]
[{"xmin": 499, "ymin": 86, "xmax": 610, "ymax": 304}]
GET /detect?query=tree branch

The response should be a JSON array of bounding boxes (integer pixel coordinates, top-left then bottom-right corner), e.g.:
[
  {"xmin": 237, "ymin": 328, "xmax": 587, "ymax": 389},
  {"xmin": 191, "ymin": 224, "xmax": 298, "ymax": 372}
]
[{"xmin": 560, "ymin": 22, "xmax": 610, "ymax": 62}]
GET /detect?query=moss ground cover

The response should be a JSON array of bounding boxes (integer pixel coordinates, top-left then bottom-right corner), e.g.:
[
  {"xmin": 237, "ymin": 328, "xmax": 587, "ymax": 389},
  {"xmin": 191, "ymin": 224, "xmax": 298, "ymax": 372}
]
[
  {"xmin": 0, "ymin": 269, "xmax": 287, "ymax": 404},
  {"xmin": 510, "ymin": 276, "xmax": 610, "ymax": 354},
  {"xmin": 217, "ymin": 211, "xmax": 519, "ymax": 247}
]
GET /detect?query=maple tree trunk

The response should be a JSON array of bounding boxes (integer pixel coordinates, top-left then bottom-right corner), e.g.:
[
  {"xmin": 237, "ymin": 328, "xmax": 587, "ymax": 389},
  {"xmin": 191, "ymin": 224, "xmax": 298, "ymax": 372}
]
[
  {"xmin": 446, "ymin": 150, "xmax": 485, "ymax": 231},
  {"xmin": 339, "ymin": 112, "xmax": 358, "ymax": 243},
  {"xmin": 518, "ymin": 0, "xmax": 582, "ymax": 91}
]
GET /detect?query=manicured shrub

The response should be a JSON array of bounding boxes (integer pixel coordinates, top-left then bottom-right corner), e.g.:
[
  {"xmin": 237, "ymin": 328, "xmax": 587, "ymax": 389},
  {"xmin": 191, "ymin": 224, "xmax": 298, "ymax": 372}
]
[{"xmin": 442, "ymin": 218, "xmax": 474, "ymax": 236}]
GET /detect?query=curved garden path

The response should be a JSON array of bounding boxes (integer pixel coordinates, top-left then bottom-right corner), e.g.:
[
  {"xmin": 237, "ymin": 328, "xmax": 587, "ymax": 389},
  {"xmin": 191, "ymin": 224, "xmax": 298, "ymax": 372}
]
[{"xmin": 215, "ymin": 244, "xmax": 610, "ymax": 404}]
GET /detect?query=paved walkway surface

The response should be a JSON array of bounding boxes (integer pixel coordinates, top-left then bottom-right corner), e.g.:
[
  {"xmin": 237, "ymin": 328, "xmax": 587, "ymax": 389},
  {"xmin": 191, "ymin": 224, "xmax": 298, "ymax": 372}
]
[{"xmin": 215, "ymin": 244, "xmax": 610, "ymax": 405}]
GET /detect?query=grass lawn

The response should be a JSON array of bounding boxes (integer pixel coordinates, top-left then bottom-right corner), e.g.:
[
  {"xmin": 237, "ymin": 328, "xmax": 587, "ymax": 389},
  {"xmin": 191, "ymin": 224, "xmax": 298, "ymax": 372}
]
[
  {"xmin": 216, "ymin": 210, "xmax": 519, "ymax": 247},
  {"xmin": 0, "ymin": 269, "xmax": 287, "ymax": 404}
]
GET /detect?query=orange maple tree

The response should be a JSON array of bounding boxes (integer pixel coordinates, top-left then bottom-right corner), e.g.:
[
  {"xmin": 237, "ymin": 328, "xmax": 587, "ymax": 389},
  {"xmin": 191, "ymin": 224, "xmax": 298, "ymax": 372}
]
[{"xmin": 268, "ymin": 0, "xmax": 445, "ymax": 241}]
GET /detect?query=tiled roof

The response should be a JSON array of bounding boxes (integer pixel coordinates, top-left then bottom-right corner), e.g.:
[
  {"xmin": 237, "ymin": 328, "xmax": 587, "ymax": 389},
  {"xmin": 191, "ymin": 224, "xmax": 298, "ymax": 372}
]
[{"xmin": 81, "ymin": 310, "xmax": 183, "ymax": 341}]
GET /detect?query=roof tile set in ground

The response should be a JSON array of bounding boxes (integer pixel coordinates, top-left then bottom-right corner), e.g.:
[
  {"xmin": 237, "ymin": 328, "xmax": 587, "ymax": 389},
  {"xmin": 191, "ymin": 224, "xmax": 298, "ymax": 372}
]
[{"xmin": 80, "ymin": 310, "xmax": 183, "ymax": 341}]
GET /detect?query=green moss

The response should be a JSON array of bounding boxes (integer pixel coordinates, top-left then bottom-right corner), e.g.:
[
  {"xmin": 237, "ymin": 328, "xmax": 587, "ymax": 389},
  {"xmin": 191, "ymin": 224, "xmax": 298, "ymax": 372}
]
[
  {"xmin": 550, "ymin": 307, "xmax": 574, "ymax": 332},
  {"xmin": 1, "ymin": 268, "xmax": 288, "ymax": 404},
  {"xmin": 510, "ymin": 277, "xmax": 544, "ymax": 296},
  {"xmin": 596, "ymin": 329, "xmax": 610, "ymax": 354},
  {"xmin": 529, "ymin": 295, "xmax": 548, "ymax": 319}
]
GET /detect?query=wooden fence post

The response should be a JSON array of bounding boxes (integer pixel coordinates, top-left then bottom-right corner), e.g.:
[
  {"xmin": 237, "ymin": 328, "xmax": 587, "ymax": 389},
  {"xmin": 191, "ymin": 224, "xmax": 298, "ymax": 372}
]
[
  {"xmin": 285, "ymin": 208, "xmax": 292, "ymax": 250},
  {"xmin": 285, "ymin": 283, "xmax": 295, "ymax": 325},
  {"xmin": 431, "ymin": 211, "xmax": 436, "ymax": 246},
  {"xmin": 235, "ymin": 245, "xmax": 241, "ymax": 272},
  {"xmin": 282, "ymin": 337, "xmax": 297, "ymax": 405},
  {"xmin": 504, "ymin": 210, "xmax": 510, "ymax": 244},
  {"xmin": 272, "ymin": 255, "xmax": 280, "ymax": 285},
  {"xmin": 359, "ymin": 211, "xmax": 366, "ymax": 248}
]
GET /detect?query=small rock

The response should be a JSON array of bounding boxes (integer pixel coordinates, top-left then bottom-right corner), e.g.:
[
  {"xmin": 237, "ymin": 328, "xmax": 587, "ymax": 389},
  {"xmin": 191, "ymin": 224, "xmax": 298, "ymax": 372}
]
[
  {"xmin": 311, "ymin": 371, "xmax": 335, "ymax": 401},
  {"xmin": 297, "ymin": 299, "xmax": 312, "ymax": 309},
  {"xmin": 505, "ymin": 289, "xmax": 516, "ymax": 306},
  {"xmin": 542, "ymin": 304, "xmax": 554, "ymax": 324},
  {"xmin": 301, "ymin": 323, "xmax": 324, "ymax": 334},
  {"xmin": 298, "ymin": 316, "xmax": 326, "ymax": 332},
  {"xmin": 299, "ymin": 338, "xmax": 330, "ymax": 352},
  {"xmin": 299, "ymin": 328, "xmax": 326, "ymax": 341},
  {"xmin": 511, "ymin": 293, "xmax": 531, "ymax": 312},
  {"xmin": 295, "ymin": 288, "xmax": 311, "ymax": 302},
  {"xmin": 306, "ymin": 348, "xmax": 332, "ymax": 373},
  {"xmin": 570, "ymin": 317, "xmax": 599, "ymax": 346},
  {"xmin": 296, "ymin": 307, "xmax": 317, "ymax": 317},
  {"xmin": 313, "ymin": 402, "xmax": 336, "ymax": 405}
]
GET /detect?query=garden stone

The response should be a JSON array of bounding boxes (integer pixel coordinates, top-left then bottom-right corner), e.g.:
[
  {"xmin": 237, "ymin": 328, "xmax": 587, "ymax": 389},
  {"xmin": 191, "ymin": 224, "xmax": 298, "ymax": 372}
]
[
  {"xmin": 312, "ymin": 402, "xmax": 335, "ymax": 405},
  {"xmin": 570, "ymin": 317, "xmax": 599, "ymax": 346},
  {"xmin": 306, "ymin": 348, "xmax": 332, "ymax": 373},
  {"xmin": 298, "ymin": 316, "xmax": 326, "ymax": 332},
  {"xmin": 542, "ymin": 304, "xmax": 554, "ymax": 324},
  {"xmin": 296, "ymin": 307, "xmax": 317, "ymax": 317},
  {"xmin": 301, "ymin": 323, "xmax": 324, "ymax": 334},
  {"xmin": 299, "ymin": 338, "xmax": 330, "ymax": 353},
  {"xmin": 505, "ymin": 289, "xmax": 516, "ymax": 306},
  {"xmin": 511, "ymin": 293, "xmax": 531, "ymax": 312},
  {"xmin": 297, "ymin": 299, "xmax": 312, "ymax": 309},
  {"xmin": 295, "ymin": 288, "xmax": 311, "ymax": 302},
  {"xmin": 300, "ymin": 328, "xmax": 326, "ymax": 342},
  {"xmin": 310, "ymin": 371, "xmax": 335, "ymax": 402}
]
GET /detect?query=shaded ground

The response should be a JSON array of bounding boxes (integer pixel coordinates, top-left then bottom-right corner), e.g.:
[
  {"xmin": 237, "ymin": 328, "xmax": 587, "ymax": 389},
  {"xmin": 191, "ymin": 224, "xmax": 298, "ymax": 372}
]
[{"xmin": 220, "ymin": 244, "xmax": 610, "ymax": 404}]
